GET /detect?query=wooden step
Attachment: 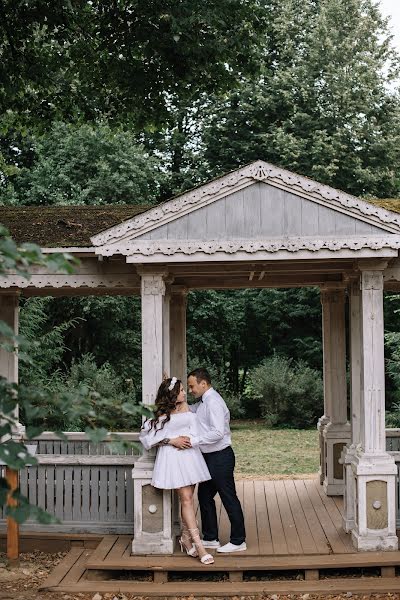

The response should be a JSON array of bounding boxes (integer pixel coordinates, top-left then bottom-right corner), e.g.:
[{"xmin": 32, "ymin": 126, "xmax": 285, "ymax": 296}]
[
  {"xmin": 86, "ymin": 546, "xmax": 400, "ymax": 571},
  {"xmin": 44, "ymin": 577, "xmax": 400, "ymax": 596}
]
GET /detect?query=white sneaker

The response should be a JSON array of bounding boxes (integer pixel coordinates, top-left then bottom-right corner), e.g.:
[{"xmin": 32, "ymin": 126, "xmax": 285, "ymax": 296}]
[
  {"xmin": 201, "ymin": 539, "xmax": 221, "ymax": 548},
  {"xmin": 217, "ymin": 542, "xmax": 247, "ymax": 553}
]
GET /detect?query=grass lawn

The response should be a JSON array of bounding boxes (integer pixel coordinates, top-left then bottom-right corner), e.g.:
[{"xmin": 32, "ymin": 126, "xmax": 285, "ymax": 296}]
[{"xmin": 231, "ymin": 421, "xmax": 319, "ymax": 477}]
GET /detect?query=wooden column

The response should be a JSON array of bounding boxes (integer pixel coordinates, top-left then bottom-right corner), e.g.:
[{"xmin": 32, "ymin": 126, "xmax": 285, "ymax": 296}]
[
  {"xmin": 169, "ymin": 286, "xmax": 187, "ymax": 385},
  {"xmin": 0, "ymin": 293, "xmax": 21, "ymax": 565},
  {"xmin": 132, "ymin": 271, "xmax": 175, "ymax": 555},
  {"xmin": 169, "ymin": 286, "xmax": 188, "ymax": 538},
  {"xmin": 321, "ymin": 285, "xmax": 351, "ymax": 496},
  {"xmin": 317, "ymin": 289, "xmax": 333, "ymax": 485},
  {"xmin": 351, "ymin": 265, "xmax": 398, "ymax": 551},
  {"xmin": 342, "ymin": 279, "xmax": 362, "ymax": 532}
]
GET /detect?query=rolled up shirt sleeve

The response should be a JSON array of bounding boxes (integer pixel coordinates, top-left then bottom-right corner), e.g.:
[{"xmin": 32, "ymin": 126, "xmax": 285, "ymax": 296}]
[{"xmin": 198, "ymin": 401, "xmax": 225, "ymax": 445}]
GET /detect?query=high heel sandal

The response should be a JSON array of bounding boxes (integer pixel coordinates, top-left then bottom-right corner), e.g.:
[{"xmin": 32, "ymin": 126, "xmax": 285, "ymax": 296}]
[
  {"xmin": 188, "ymin": 527, "xmax": 214, "ymax": 565},
  {"xmin": 179, "ymin": 527, "xmax": 198, "ymax": 557}
]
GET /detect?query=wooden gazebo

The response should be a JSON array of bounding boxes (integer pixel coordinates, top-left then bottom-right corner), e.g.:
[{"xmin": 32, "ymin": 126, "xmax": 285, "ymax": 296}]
[{"xmin": 2, "ymin": 160, "xmax": 400, "ymax": 554}]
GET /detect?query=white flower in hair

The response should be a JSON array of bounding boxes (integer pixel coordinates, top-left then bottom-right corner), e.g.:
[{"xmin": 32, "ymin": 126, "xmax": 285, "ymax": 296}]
[{"xmin": 168, "ymin": 377, "xmax": 177, "ymax": 391}]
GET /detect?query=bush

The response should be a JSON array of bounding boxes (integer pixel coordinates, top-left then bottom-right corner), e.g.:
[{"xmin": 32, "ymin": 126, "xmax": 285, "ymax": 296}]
[{"xmin": 247, "ymin": 355, "xmax": 323, "ymax": 428}]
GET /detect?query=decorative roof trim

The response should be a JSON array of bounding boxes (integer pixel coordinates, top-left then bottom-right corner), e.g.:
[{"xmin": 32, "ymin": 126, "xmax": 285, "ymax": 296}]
[
  {"xmin": 94, "ymin": 236, "xmax": 400, "ymax": 258},
  {"xmin": 91, "ymin": 161, "xmax": 400, "ymax": 246}
]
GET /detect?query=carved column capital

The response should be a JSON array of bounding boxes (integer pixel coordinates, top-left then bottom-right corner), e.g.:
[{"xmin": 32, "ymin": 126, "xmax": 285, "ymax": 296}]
[
  {"xmin": 141, "ymin": 275, "xmax": 166, "ymax": 296},
  {"xmin": 361, "ymin": 270, "xmax": 383, "ymax": 292}
]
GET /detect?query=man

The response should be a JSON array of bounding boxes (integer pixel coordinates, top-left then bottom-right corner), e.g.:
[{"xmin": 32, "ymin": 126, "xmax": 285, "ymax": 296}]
[{"xmin": 187, "ymin": 367, "xmax": 246, "ymax": 553}]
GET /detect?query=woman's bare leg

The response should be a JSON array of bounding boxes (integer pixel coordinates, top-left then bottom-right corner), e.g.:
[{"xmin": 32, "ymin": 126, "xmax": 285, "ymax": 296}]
[{"xmin": 177, "ymin": 485, "xmax": 213, "ymax": 563}]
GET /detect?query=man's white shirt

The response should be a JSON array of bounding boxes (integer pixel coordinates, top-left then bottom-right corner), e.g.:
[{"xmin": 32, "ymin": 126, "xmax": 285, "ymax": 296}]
[{"xmin": 189, "ymin": 387, "xmax": 231, "ymax": 453}]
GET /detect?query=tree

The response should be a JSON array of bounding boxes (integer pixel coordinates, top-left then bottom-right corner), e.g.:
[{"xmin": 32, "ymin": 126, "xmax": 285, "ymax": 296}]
[
  {"xmin": 0, "ymin": 1, "xmax": 266, "ymax": 132},
  {"xmin": 202, "ymin": 0, "xmax": 400, "ymax": 198},
  {"xmin": 1, "ymin": 122, "xmax": 162, "ymax": 205}
]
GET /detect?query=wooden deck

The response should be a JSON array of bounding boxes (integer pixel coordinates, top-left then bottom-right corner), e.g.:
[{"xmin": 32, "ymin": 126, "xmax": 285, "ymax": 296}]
[{"xmin": 41, "ymin": 477, "xmax": 400, "ymax": 595}]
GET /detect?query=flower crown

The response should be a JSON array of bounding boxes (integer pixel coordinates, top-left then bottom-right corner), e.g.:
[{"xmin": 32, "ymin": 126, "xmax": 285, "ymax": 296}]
[{"xmin": 168, "ymin": 376, "xmax": 177, "ymax": 391}]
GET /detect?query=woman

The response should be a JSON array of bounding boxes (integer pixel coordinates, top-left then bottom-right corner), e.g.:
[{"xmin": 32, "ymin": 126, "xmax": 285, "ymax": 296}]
[{"xmin": 139, "ymin": 376, "xmax": 214, "ymax": 565}]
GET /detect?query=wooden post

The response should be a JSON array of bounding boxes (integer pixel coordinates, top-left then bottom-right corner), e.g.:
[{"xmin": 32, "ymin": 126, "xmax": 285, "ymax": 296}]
[
  {"xmin": 317, "ymin": 289, "xmax": 333, "ymax": 486},
  {"xmin": 6, "ymin": 467, "xmax": 19, "ymax": 566},
  {"xmin": 0, "ymin": 294, "xmax": 21, "ymax": 565},
  {"xmin": 350, "ymin": 264, "xmax": 398, "ymax": 551},
  {"xmin": 132, "ymin": 269, "xmax": 175, "ymax": 555},
  {"xmin": 169, "ymin": 286, "xmax": 188, "ymax": 385},
  {"xmin": 342, "ymin": 279, "xmax": 361, "ymax": 532},
  {"xmin": 321, "ymin": 285, "xmax": 351, "ymax": 496}
]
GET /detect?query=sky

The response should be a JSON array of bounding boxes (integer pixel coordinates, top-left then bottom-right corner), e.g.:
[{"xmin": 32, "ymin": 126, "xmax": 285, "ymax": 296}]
[{"xmin": 379, "ymin": 0, "xmax": 400, "ymax": 53}]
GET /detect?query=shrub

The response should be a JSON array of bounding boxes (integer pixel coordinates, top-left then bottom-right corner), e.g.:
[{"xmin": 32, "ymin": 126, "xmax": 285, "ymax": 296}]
[{"xmin": 248, "ymin": 355, "xmax": 323, "ymax": 428}]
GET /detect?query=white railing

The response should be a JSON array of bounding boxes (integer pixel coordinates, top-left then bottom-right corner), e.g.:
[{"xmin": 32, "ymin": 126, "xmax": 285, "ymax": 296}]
[{"xmin": 0, "ymin": 431, "xmax": 141, "ymax": 534}]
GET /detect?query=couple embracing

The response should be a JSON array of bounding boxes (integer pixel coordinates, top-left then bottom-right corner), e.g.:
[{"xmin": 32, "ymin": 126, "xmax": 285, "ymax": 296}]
[{"xmin": 139, "ymin": 368, "xmax": 246, "ymax": 565}]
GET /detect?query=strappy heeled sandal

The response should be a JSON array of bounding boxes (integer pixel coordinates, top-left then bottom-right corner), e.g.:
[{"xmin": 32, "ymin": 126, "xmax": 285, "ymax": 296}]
[
  {"xmin": 188, "ymin": 527, "xmax": 215, "ymax": 565},
  {"xmin": 178, "ymin": 525, "xmax": 198, "ymax": 557}
]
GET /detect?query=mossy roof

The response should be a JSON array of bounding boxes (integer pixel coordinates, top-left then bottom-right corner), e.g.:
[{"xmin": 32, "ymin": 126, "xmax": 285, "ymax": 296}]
[
  {"xmin": 1, "ymin": 198, "xmax": 400, "ymax": 248},
  {"xmin": 0, "ymin": 205, "xmax": 150, "ymax": 247}
]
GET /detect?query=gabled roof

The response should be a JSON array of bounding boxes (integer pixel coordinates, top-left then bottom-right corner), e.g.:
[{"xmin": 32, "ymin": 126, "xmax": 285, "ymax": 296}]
[{"xmin": 90, "ymin": 161, "xmax": 400, "ymax": 248}]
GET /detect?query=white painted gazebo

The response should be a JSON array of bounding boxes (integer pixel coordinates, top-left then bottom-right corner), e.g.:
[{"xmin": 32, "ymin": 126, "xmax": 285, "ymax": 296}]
[{"xmin": 2, "ymin": 160, "xmax": 400, "ymax": 552}]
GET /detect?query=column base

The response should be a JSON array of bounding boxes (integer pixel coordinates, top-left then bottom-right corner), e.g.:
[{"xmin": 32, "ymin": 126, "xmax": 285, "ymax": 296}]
[
  {"xmin": 132, "ymin": 534, "xmax": 175, "ymax": 555},
  {"xmin": 350, "ymin": 452, "xmax": 398, "ymax": 552},
  {"xmin": 323, "ymin": 422, "xmax": 351, "ymax": 496},
  {"xmin": 131, "ymin": 459, "xmax": 175, "ymax": 555},
  {"xmin": 351, "ymin": 529, "xmax": 398, "ymax": 552}
]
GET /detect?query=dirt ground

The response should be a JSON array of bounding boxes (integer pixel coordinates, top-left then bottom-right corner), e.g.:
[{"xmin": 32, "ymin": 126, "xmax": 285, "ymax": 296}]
[{"xmin": 0, "ymin": 552, "xmax": 399, "ymax": 600}]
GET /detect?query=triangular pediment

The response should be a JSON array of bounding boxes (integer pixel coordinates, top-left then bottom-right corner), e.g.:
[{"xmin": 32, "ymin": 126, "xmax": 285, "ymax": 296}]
[{"xmin": 91, "ymin": 161, "xmax": 400, "ymax": 249}]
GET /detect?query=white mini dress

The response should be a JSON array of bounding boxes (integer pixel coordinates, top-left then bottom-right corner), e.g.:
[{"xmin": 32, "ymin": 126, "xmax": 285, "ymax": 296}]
[{"xmin": 139, "ymin": 411, "xmax": 211, "ymax": 489}]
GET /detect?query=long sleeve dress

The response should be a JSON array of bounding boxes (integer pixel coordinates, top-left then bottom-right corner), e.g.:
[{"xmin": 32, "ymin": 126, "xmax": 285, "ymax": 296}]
[{"xmin": 139, "ymin": 411, "xmax": 211, "ymax": 489}]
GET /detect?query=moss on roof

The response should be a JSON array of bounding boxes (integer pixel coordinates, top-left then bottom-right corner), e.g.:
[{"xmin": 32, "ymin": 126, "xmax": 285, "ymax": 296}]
[
  {"xmin": 1, "ymin": 197, "xmax": 400, "ymax": 249},
  {"xmin": 367, "ymin": 199, "xmax": 400, "ymax": 214},
  {"xmin": 0, "ymin": 205, "xmax": 151, "ymax": 247}
]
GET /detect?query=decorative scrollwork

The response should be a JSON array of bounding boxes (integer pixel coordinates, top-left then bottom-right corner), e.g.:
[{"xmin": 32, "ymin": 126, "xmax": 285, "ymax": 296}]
[{"xmin": 91, "ymin": 160, "xmax": 400, "ymax": 247}]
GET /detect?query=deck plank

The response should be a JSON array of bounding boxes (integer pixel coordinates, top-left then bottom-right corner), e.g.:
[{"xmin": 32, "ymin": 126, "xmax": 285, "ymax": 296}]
[
  {"xmin": 274, "ymin": 480, "xmax": 302, "ymax": 554},
  {"xmin": 254, "ymin": 479, "xmax": 273, "ymax": 555},
  {"xmin": 107, "ymin": 535, "xmax": 131, "ymax": 562},
  {"xmin": 264, "ymin": 481, "xmax": 288, "ymax": 554},
  {"xmin": 41, "ymin": 547, "xmax": 84, "ymax": 588},
  {"xmin": 243, "ymin": 481, "xmax": 259, "ymax": 554},
  {"xmin": 88, "ymin": 535, "xmax": 118, "ymax": 564},
  {"xmin": 283, "ymin": 479, "xmax": 318, "ymax": 554},
  {"xmin": 313, "ymin": 479, "xmax": 354, "ymax": 551},
  {"xmin": 62, "ymin": 549, "xmax": 92, "ymax": 584},
  {"xmin": 304, "ymin": 479, "xmax": 349, "ymax": 554},
  {"xmin": 293, "ymin": 480, "xmax": 330, "ymax": 554}
]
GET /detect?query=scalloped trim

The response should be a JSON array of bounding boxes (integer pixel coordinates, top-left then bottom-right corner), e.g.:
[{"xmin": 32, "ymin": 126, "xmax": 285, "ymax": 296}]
[
  {"xmin": 91, "ymin": 161, "xmax": 400, "ymax": 246},
  {"xmin": 95, "ymin": 236, "xmax": 400, "ymax": 257}
]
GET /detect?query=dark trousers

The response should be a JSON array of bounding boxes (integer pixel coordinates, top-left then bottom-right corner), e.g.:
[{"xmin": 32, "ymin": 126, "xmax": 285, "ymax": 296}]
[{"xmin": 198, "ymin": 446, "xmax": 246, "ymax": 545}]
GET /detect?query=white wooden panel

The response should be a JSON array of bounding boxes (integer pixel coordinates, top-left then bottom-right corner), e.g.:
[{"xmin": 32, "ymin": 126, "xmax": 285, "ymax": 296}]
[
  {"xmin": 284, "ymin": 190, "xmax": 302, "ymax": 235},
  {"xmin": 205, "ymin": 197, "xmax": 226, "ymax": 238},
  {"xmin": 167, "ymin": 214, "xmax": 189, "ymax": 239},
  {"xmin": 355, "ymin": 220, "xmax": 373, "ymax": 235},
  {"xmin": 301, "ymin": 199, "xmax": 320, "ymax": 235},
  {"xmin": 225, "ymin": 190, "xmax": 245, "ymax": 238},
  {"xmin": 242, "ymin": 183, "xmax": 262, "ymax": 238},
  {"xmin": 335, "ymin": 211, "xmax": 356, "ymax": 235},
  {"xmin": 318, "ymin": 205, "xmax": 337, "ymax": 235},
  {"xmin": 150, "ymin": 224, "xmax": 169, "ymax": 239},
  {"xmin": 260, "ymin": 185, "xmax": 285, "ymax": 236}
]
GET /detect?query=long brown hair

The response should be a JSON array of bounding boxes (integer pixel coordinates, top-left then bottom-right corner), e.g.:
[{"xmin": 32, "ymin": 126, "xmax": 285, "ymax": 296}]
[{"xmin": 147, "ymin": 377, "xmax": 181, "ymax": 430}]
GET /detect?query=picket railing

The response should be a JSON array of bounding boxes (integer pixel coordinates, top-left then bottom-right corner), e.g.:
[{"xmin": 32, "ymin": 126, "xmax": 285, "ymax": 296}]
[{"xmin": 0, "ymin": 431, "xmax": 141, "ymax": 534}]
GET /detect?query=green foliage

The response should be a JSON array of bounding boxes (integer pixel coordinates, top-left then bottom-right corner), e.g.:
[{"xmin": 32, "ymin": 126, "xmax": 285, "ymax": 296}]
[
  {"xmin": 202, "ymin": 0, "xmax": 400, "ymax": 198},
  {"xmin": 3, "ymin": 122, "xmax": 161, "ymax": 206},
  {"xmin": 0, "ymin": 1, "xmax": 266, "ymax": 131},
  {"xmin": 248, "ymin": 355, "xmax": 323, "ymax": 428}
]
